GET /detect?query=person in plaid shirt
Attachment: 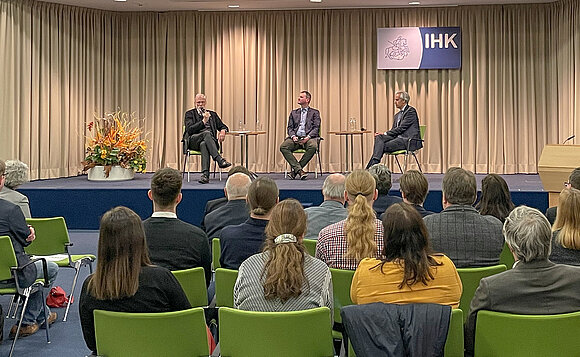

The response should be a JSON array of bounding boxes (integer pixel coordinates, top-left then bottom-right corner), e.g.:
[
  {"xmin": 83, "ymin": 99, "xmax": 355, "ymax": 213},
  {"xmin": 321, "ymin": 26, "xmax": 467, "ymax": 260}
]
[{"xmin": 316, "ymin": 170, "xmax": 384, "ymax": 270}]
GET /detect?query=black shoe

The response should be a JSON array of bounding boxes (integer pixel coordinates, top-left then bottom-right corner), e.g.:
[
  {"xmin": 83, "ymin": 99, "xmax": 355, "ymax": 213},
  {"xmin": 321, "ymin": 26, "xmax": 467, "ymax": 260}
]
[
  {"xmin": 287, "ymin": 170, "xmax": 297, "ymax": 180},
  {"xmin": 198, "ymin": 174, "xmax": 209, "ymax": 184},
  {"xmin": 298, "ymin": 169, "xmax": 308, "ymax": 180},
  {"xmin": 217, "ymin": 158, "xmax": 232, "ymax": 169}
]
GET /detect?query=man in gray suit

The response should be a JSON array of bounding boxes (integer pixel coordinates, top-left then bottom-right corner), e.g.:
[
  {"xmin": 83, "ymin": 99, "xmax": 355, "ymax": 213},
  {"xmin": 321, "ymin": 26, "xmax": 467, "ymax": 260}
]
[
  {"xmin": 465, "ymin": 206, "xmax": 580, "ymax": 356},
  {"xmin": 304, "ymin": 173, "xmax": 347, "ymax": 240},
  {"xmin": 424, "ymin": 167, "xmax": 504, "ymax": 267}
]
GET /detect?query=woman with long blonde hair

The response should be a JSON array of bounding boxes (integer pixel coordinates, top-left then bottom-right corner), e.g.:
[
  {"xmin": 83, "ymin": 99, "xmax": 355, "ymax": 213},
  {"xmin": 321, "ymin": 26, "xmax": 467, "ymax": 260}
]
[
  {"xmin": 234, "ymin": 199, "xmax": 333, "ymax": 315},
  {"xmin": 316, "ymin": 170, "xmax": 384, "ymax": 270},
  {"xmin": 550, "ymin": 187, "xmax": 580, "ymax": 265}
]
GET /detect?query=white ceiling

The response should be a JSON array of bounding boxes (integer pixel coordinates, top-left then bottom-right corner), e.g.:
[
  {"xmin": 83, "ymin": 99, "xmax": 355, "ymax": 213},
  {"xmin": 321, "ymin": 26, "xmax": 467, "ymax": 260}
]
[{"xmin": 37, "ymin": 0, "xmax": 555, "ymax": 12}]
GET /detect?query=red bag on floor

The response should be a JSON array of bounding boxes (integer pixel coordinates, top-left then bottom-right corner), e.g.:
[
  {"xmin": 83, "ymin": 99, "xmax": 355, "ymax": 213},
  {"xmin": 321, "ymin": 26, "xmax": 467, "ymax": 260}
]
[{"xmin": 46, "ymin": 286, "xmax": 72, "ymax": 308}]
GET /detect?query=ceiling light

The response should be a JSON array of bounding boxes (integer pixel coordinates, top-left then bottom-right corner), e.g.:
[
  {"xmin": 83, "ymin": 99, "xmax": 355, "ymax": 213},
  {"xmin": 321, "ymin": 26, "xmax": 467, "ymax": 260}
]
[
  {"xmin": 114, "ymin": 0, "xmax": 127, "ymax": 2},
  {"xmin": 228, "ymin": 4, "xmax": 240, "ymax": 7},
  {"xmin": 409, "ymin": 1, "xmax": 420, "ymax": 4},
  {"xmin": 310, "ymin": 0, "xmax": 323, "ymax": 3}
]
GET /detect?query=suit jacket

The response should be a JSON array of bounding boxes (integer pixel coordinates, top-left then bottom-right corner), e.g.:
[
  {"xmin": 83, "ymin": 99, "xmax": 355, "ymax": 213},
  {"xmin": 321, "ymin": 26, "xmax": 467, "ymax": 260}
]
[
  {"xmin": 203, "ymin": 199, "xmax": 250, "ymax": 243},
  {"xmin": 183, "ymin": 108, "xmax": 229, "ymax": 152},
  {"xmin": 385, "ymin": 105, "xmax": 422, "ymax": 151},
  {"xmin": 219, "ymin": 217, "xmax": 269, "ymax": 270},
  {"xmin": 201, "ymin": 197, "xmax": 228, "ymax": 229},
  {"xmin": 546, "ymin": 206, "xmax": 557, "ymax": 225},
  {"xmin": 379, "ymin": 203, "xmax": 434, "ymax": 220},
  {"xmin": 304, "ymin": 200, "xmax": 348, "ymax": 240},
  {"xmin": 464, "ymin": 260, "xmax": 580, "ymax": 356},
  {"xmin": 0, "ymin": 186, "xmax": 31, "ymax": 218},
  {"xmin": 286, "ymin": 107, "xmax": 321, "ymax": 139},
  {"xmin": 373, "ymin": 194, "xmax": 403, "ymax": 218},
  {"xmin": 423, "ymin": 205, "xmax": 504, "ymax": 268},
  {"xmin": 0, "ymin": 199, "xmax": 36, "ymax": 285}
]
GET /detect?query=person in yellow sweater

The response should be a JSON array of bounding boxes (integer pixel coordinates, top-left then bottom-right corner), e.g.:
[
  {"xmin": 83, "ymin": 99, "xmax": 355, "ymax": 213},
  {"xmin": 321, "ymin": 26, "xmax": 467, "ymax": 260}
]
[{"xmin": 351, "ymin": 202, "xmax": 462, "ymax": 308}]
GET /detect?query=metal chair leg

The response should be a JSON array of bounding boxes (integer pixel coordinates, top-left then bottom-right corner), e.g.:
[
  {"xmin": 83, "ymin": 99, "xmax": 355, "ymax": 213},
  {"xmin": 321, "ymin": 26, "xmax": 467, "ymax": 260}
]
[
  {"xmin": 413, "ymin": 153, "xmax": 422, "ymax": 172},
  {"xmin": 394, "ymin": 156, "xmax": 403, "ymax": 173},
  {"xmin": 9, "ymin": 292, "xmax": 31, "ymax": 357},
  {"xmin": 63, "ymin": 261, "xmax": 82, "ymax": 322}
]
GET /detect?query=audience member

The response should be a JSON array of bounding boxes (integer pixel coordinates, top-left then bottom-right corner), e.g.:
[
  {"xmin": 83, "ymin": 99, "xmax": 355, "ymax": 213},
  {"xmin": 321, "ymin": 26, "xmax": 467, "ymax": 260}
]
[
  {"xmin": 220, "ymin": 177, "xmax": 279, "ymax": 270},
  {"xmin": 202, "ymin": 173, "xmax": 251, "ymax": 241},
  {"xmin": 351, "ymin": 202, "xmax": 462, "ymax": 307},
  {"xmin": 465, "ymin": 206, "xmax": 580, "ymax": 356},
  {"xmin": 304, "ymin": 173, "xmax": 347, "ymax": 240},
  {"xmin": 546, "ymin": 167, "xmax": 580, "ymax": 225},
  {"xmin": 393, "ymin": 169, "xmax": 434, "ymax": 218},
  {"xmin": 367, "ymin": 164, "xmax": 402, "ymax": 218},
  {"xmin": 79, "ymin": 207, "xmax": 191, "ymax": 355},
  {"xmin": 233, "ymin": 199, "xmax": 333, "ymax": 316},
  {"xmin": 316, "ymin": 170, "xmax": 384, "ymax": 270},
  {"xmin": 0, "ymin": 159, "xmax": 31, "ymax": 218},
  {"xmin": 475, "ymin": 173, "xmax": 515, "ymax": 223},
  {"xmin": 549, "ymin": 188, "xmax": 580, "ymax": 265},
  {"xmin": 143, "ymin": 168, "xmax": 211, "ymax": 284},
  {"xmin": 0, "ymin": 159, "xmax": 58, "ymax": 339},
  {"xmin": 424, "ymin": 167, "xmax": 504, "ymax": 268}
]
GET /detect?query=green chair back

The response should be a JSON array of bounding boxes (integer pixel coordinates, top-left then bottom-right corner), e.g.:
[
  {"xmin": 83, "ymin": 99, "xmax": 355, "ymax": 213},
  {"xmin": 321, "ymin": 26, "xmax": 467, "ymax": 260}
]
[
  {"xmin": 419, "ymin": 124, "xmax": 426, "ymax": 140},
  {"xmin": 329, "ymin": 268, "xmax": 354, "ymax": 325},
  {"xmin": 215, "ymin": 268, "xmax": 238, "ymax": 308},
  {"xmin": 0, "ymin": 236, "xmax": 17, "ymax": 282},
  {"xmin": 219, "ymin": 306, "xmax": 334, "ymax": 357},
  {"xmin": 444, "ymin": 309, "xmax": 464, "ymax": 357},
  {"xmin": 24, "ymin": 217, "xmax": 69, "ymax": 256},
  {"xmin": 94, "ymin": 307, "xmax": 209, "ymax": 357},
  {"xmin": 171, "ymin": 267, "xmax": 208, "ymax": 307},
  {"xmin": 474, "ymin": 310, "xmax": 580, "ymax": 357},
  {"xmin": 499, "ymin": 242, "xmax": 515, "ymax": 269},
  {"xmin": 212, "ymin": 238, "xmax": 221, "ymax": 269},
  {"xmin": 303, "ymin": 239, "xmax": 317, "ymax": 256},
  {"xmin": 457, "ymin": 265, "xmax": 506, "ymax": 320}
]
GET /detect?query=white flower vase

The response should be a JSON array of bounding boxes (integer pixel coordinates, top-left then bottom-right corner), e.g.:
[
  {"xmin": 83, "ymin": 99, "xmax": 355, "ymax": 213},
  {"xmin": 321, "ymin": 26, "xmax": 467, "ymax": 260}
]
[{"xmin": 87, "ymin": 165, "xmax": 135, "ymax": 181}]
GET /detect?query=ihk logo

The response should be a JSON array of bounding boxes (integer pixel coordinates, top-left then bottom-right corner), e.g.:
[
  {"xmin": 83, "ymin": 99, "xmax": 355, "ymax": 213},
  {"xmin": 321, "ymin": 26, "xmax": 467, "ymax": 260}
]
[{"xmin": 424, "ymin": 33, "xmax": 458, "ymax": 49}]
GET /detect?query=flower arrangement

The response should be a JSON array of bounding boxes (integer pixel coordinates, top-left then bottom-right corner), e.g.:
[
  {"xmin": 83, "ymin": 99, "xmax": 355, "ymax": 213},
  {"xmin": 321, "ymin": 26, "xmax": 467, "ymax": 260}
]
[{"xmin": 82, "ymin": 110, "xmax": 147, "ymax": 177}]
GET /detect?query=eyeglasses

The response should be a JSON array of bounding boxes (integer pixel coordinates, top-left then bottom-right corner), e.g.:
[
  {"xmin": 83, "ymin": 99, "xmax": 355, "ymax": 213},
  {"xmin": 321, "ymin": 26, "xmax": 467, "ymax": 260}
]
[{"xmin": 564, "ymin": 181, "xmax": 571, "ymax": 187}]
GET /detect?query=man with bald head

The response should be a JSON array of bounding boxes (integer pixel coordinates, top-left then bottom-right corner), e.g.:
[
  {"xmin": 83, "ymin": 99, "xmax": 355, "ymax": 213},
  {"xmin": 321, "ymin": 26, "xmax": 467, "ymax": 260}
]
[
  {"xmin": 304, "ymin": 173, "xmax": 348, "ymax": 240},
  {"xmin": 202, "ymin": 172, "xmax": 252, "ymax": 241},
  {"xmin": 184, "ymin": 93, "xmax": 232, "ymax": 184}
]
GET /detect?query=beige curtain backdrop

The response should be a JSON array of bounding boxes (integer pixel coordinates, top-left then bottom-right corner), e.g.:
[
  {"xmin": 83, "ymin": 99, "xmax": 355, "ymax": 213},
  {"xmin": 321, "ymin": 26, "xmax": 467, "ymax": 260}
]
[{"xmin": 0, "ymin": 0, "xmax": 578, "ymax": 179}]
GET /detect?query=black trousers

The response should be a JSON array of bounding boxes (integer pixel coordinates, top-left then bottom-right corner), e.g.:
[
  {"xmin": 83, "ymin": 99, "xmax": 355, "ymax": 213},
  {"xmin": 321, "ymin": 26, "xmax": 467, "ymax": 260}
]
[
  {"xmin": 188, "ymin": 131, "xmax": 220, "ymax": 175},
  {"xmin": 366, "ymin": 134, "xmax": 407, "ymax": 169},
  {"xmin": 279, "ymin": 137, "xmax": 318, "ymax": 173}
]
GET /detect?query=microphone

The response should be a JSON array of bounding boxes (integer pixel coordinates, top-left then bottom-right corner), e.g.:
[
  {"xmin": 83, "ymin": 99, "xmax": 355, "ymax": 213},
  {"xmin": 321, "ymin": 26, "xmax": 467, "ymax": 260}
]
[{"xmin": 562, "ymin": 135, "xmax": 575, "ymax": 144}]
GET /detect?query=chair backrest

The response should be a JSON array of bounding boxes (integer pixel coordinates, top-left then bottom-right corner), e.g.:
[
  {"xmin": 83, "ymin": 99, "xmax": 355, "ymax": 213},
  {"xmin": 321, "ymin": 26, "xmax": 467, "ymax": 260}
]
[
  {"xmin": 443, "ymin": 309, "xmax": 464, "ymax": 357},
  {"xmin": 24, "ymin": 217, "xmax": 70, "ymax": 256},
  {"xmin": 171, "ymin": 267, "xmax": 208, "ymax": 307},
  {"xmin": 215, "ymin": 268, "xmax": 238, "ymax": 308},
  {"xmin": 457, "ymin": 265, "xmax": 506, "ymax": 320},
  {"xmin": 419, "ymin": 124, "xmax": 426, "ymax": 140},
  {"xmin": 499, "ymin": 242, "xmax": 515, "ymax": 269},
  {"xmin": 303, "ymin": 239, "xmax": 317, "ymax": 256},
  {"xmin": 0, "ymin": 236, "xmax": 17, "ymax": 281},
  {"xmin": 329, "ymin": 268, "xmax": 355, "ymax": 324},
  {"xmin": 212, "ymin": 238, "xmax": 221, "ymax": 269},
  {"xmin": 474, "ymin": 310, "xmax": 580, "ymax": 357},
  {"xmin": 94, "ymin": 307, "xmax": 209, "ymax": 357},
  {"xmin": 219, "ymin": 306, "xmax": 334, "ymax": 357}
]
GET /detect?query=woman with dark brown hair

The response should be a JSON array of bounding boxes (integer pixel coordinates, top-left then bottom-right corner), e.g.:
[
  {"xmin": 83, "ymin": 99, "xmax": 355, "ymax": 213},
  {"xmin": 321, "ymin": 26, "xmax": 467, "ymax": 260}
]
[
  {"xmin": 351, "ymin": 202, "xmax": 462, "ymax": 308},
  {"xmin": 79, "ymin": 206, "xmax": 191, "ymax": 355},
  {"xmin": 476, "ymin": 174, "xmax": 515, "ymax": 223},
  {"xmin": 234, "ymin": 199, "xmax": 333, "ymax": 315}
]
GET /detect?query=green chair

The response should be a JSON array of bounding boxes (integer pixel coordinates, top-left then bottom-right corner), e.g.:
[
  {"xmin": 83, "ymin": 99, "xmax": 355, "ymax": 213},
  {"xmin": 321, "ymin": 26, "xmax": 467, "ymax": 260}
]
[
  {"xmin": 24, "ymin": 217, "xmax": 96, "ymax": 321},
  {"xmin": 303, "ymin": 238, "xmax": 317, "ymax": 256},
  {"xmin": 329, "ymin": 268, "xmax": 354, "ymax": 326},
  {"xmin": 219, "ymin": 306, "xmax": 334, "ymax": 357},
  {"xmin": 444, "ymin": 309, "xmax": 464, "ymax": 357},
  {"xmin": 215, "ymin": 268, "xmax": 238, "ymax": 307},
  {"xmin": 385, "ymin": 124, "xmax": 426, "ymax": 173},
  {"xmin": 284, "ymin": 136, "xmax": 324, "ymax": 179},
  {"xmin": 499, "ymin": 242, "xmax": 515, "ymax": 269},
  {"xmin": 94, "ymin": 307, "xmax": 210, "ymax": 357},
  {"xmin": 212, "ymin": 237, "xmax": 221, "ymax": 269},
  {"xmin": 171, "ymin": 267, "xmax": 208, "ymax": 307},
  {"xmin": 474, "ymin": 310, "xmax": 580, "ymax": 357},
  {"xmin": 457, "ymin": 265, "xmax": 506, "ymax": 321},
  {"xmin": 181, "ymin": 126, "xmax": 222, "ymax": 182},
  {"xmin": 0, "ymin": 236, "xmax": 52, "ymax": 357}
]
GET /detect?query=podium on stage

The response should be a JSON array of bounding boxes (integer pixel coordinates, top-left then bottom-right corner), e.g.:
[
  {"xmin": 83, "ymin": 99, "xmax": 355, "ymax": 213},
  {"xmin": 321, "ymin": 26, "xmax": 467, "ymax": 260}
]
[{"xmin": 538, "ymin": 144, "xmax": 580, "ymax": 206}]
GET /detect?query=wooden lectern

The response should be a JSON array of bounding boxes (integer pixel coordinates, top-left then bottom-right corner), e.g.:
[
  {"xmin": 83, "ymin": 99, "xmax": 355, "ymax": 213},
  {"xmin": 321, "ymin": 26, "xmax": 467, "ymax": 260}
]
[{"xmin": 538, "ymin": 144, "xmax": 580, "ymax": 206}]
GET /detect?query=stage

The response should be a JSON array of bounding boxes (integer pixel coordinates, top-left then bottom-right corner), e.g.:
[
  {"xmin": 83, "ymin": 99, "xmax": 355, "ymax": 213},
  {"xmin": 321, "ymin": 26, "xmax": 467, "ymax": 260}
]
[{"xmin": 19, "ymin": 172, "xmax": 549, "ymax": 230}]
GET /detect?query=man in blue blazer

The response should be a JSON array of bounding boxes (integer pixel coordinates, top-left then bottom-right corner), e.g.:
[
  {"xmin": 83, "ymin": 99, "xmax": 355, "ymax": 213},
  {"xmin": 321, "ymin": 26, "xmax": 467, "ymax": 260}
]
[
  {"xmin": 366, "ymin": 91, "xmax": 422, "ymax": 169},
  {"xmin": 280, "ymin": 91, "xmax": 321, "ymax": 180}
]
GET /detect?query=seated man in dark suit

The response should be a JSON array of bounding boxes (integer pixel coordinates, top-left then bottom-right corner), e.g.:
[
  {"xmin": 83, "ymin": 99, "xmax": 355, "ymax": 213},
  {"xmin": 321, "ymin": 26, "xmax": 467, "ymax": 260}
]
[
  {"xmin": 398, "ymin": 169, "xmax": 434, "ymax": 218},
  {"xmin": 143, "ymin": 168, "xmax": 211, "ymax": 285},
  {"xmin": 545, "ymin": 167, "xmax": 580, "ymax": 225},
  {"xmin": 465, "ymin": 206, "xmax": 580, "ymax": 356},
  {"xmin": 203, "ymin": 172, "xmax": 251, "ymax": 242},
  {"xmin": 219, "ymin": 177, "xmax": 279, "ymax": 270},
  {"xmin": 424, "ymin": 167, "xmax": 504, "ymax": 268},
  {"xmin": 184, "ymin": 93, "xmax": 232, "ymax": 184},
  {"xmin": 368, "ymin": 164, "xmax": 402, "ymax": 218}
]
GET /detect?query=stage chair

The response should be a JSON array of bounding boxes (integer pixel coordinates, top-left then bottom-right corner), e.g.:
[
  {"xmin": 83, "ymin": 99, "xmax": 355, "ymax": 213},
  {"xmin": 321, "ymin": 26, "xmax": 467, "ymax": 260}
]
[
  {"xmin": 303, "ymin": 238, "xmax": 317, "ymax": 256},
  {"xmin": 456, "ymin": 264, "xmax": 507, "ymax": 321},
  {"xmin": 474, "ymin": 310, "xmax": 580, "ymax": 357},
  {"xmin": 171, "ymin": 267, "xmax": 208, "ymax": 307},
  {"xmin": 0, "ymin": 236, "xmax": 52, "ymax": 357},
  {"xmin": 284, "ymin": 136, "xmax": 324, "ymax": 179},
  {"xmin": 24, "ymin": 217, "xmax": 95, "ymax": 321},
  {"xmin": 212, "ymin": 237, "xmax": 221, "ymax": 270},
  {"xmin": 499, "ymin": 242, "xmax": 515, "ymax": 269},
  {"xmin": 384, "ymin": 124, "xmax": 426, "ymax": 173},
  {"xmin": 219, "ymin": 306, "xmax": 334, "ymax": 357},
  {"xmin": 181, "ymin": 126, "xmax": 222, "ymax": 182},
  {"xmin": 215, "ymin": 268, "xmax": 238, "ymax": 308},
  {"xmin": 94, "ymin": 307, "xmax": 210, "ymax": 357}
]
